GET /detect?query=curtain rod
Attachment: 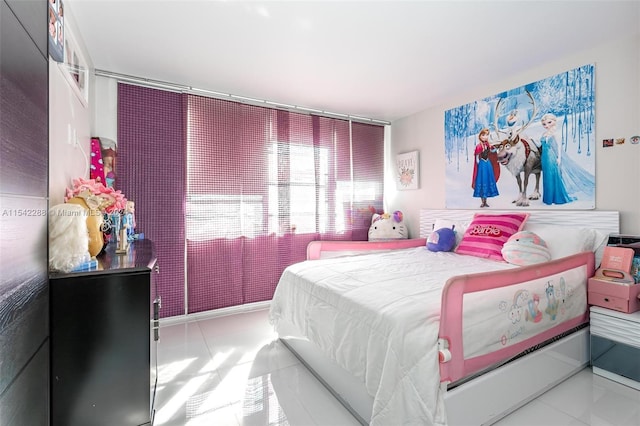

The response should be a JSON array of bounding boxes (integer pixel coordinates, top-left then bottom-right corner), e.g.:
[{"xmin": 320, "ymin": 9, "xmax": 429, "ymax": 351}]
[{"xmin": 94, "ymin": 69, "xmax": 391, "ymax": 125}]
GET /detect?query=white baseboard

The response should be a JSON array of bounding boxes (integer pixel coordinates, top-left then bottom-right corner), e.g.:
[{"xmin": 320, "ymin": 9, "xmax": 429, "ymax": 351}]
[{"xmin": 158, "ymin": 300, "xmax": 271, "ymax": 327}]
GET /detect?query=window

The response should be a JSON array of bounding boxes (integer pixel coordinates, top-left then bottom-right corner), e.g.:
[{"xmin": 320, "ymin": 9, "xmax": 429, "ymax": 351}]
[
  {"xmin": 267, "ymin": 142, "xmax": 328, "ymax": 235},
  {"xmin": 185, "ymin": 95, "xmax": 384, "ymax": 311},
  {"xmin": 119, "ymin": 84, "xmax": 385, "ymax": 314},
  {"xmin": 186, "ymin": 194, "xmax": 264, "ymax": 240}
]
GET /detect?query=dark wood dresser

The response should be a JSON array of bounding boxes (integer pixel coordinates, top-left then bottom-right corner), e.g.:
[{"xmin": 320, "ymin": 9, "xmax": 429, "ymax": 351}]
[{"xmin": 49, "ymin": 240, "xmax": 160, "ymax": 426}]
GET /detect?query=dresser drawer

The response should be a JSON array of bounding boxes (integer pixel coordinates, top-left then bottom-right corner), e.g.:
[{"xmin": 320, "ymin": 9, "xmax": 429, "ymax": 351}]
[
  {"xmin": 590, "ymin": 307, "xmax": 640, "ymax": 346},
  {"xmin": 588, "ymin": 278, "xmax": 640, "ymax": 313}
]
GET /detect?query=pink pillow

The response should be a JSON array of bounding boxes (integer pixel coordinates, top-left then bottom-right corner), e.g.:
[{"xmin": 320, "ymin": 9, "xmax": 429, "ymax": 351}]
[{"xmin": 455, "ymin": 213, "xmax": 530, "ymax": 261}]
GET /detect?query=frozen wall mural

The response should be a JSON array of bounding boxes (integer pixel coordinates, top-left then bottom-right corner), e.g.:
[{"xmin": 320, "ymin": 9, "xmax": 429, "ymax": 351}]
[{"xmin": 445, "ymin": 64, "xmax": 595, "ymax": 210}]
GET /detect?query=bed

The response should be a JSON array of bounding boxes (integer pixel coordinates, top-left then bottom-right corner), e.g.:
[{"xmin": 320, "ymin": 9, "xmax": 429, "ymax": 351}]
[{"xmin": 269, "ymin": 209, "xmax": 619, "ymax": 425}]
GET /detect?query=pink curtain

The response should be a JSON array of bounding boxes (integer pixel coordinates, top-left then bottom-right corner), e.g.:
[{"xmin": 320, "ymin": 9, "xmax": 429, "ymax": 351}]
[
  {"xmin": 118, "ymin": 84, "xmax": 187, "ymax": 318},
  {"xmin": 118, "ymin": 87, "xmax": 384, "ymax": 316},
  {"xmin": 186, "ymin": 95, "xmax": 384, "ymax": 313}
]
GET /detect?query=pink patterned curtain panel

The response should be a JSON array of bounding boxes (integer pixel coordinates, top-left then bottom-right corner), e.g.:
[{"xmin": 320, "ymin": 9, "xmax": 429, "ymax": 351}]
[
  {"xmin": 117, "ymin": 84, "xmax": 187, "ymax": 318},
  {"xmin": 118, "ymin": 85, "xmax": 384, "ymax": 316},
  {"xmin": 186, "ymin": 96, "xmax": 384, "ymax": 312}
]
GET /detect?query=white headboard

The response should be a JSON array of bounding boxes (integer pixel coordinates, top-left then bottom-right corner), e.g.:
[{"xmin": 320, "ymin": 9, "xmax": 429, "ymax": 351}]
[{"xmin": 419, "ymin": 209, "xmax": 620, "ymax": 238}]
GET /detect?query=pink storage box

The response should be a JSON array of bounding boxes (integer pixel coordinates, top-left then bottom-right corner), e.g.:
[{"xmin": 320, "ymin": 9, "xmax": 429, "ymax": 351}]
[{"xmin": 588, "ymin": 278, "xmax": 640, "ymax": 313}]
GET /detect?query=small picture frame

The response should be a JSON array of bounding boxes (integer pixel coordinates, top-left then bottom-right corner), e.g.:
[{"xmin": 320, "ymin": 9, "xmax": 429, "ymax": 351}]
[
  {"xmin": 396, "ymin": 150, "xmax": 419, "ymax": 190},
  {"xmin": 48, "ymin": 0, "xmax": 64, "ymax": 63},
  {"xmin": 60, "ymin": 24, "xmax": 89, "ymax": 107}
]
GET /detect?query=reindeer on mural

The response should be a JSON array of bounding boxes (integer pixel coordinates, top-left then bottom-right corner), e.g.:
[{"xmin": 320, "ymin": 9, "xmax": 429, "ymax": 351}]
[{"xmin": 492, "ymin": 91, "xmax": 542, "ymax": 207}]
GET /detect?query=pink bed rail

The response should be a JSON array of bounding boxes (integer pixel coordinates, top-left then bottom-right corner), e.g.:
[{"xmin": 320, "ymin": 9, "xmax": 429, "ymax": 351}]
[
  {"xmin": 438, "ymin": 251, "xmax": 595, "ymax": 385},
  {"xmin": 306, "ymin": 238, "xmax": 426, "ymax": 260}
]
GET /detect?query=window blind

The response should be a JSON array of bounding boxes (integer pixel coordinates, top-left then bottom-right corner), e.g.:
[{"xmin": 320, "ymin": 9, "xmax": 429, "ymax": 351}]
[
  {"xmin": 117, "ymin": 83, "xmax": 187, "ymax": 318},
  {"xmin": 118, "ymin": 85, "xmax": 384, "ymax": 315}
]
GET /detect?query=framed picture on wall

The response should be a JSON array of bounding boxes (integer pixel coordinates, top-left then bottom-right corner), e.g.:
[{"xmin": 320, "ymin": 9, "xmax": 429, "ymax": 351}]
[
  {"xmin": 60, "ymin": 24, "xmax": 89, "ymax": 107},
  {"xmin": 396, "ymin": 150, "xmax": 419, "ymax": 190},
  {"xmin": 48, "ymin": 0, "xmax": 64, "ymax": 62},
  {"xmin": 444, "ymin": 64, "xmax": 595, "ymax": 209}
]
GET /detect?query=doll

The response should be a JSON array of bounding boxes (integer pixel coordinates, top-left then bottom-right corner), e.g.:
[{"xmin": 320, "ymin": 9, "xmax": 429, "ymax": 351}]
[
  {"xmin": 124, "ymin": 201, "xmax": 136, "ymax": 241},
  {"xmin": 102, "ymin": 148, "xmax": 116, "ymax": 188}
]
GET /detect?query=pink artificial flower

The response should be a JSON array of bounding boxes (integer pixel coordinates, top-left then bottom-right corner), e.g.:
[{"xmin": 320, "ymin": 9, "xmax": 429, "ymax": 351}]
[
  {"xmin": 100, "ymin": 186, "xmax": 127, "ymax": 213},
  {"xmin": 65, "ymin": 177, "xmax": 127, "ymax": 213}
]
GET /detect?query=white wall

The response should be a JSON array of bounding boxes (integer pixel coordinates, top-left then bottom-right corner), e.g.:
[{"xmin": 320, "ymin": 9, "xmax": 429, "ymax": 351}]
[
  {"xmin": 89, "ymin": 33, "xmax": 639, "ymax": 236},
  {"xmin": 93, "ymin": 76, "xmax": 118, "ymax": 142},
  {"xmin": 49, "ymin": 15, "xmax": 94, "ymax": 206},
  {"xmin": 388, "ymin": 34, "xmax": 640, "ymax": 237}
]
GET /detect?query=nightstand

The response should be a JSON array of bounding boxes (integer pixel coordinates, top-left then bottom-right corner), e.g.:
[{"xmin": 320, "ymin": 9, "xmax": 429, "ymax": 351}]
[
  {"xmin": 590, "ymin": 306, "xmax": 640, "ymax": 390},
  {"xmin": 49, "ymin": 240, "xmax": 160, "ymax": 426}
]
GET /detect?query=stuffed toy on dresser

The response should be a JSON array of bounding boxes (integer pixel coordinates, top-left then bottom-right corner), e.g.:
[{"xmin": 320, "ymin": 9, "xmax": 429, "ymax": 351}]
[{"xmin": 368, "ymin": 211, "xmax": 408, "ymax": 241}]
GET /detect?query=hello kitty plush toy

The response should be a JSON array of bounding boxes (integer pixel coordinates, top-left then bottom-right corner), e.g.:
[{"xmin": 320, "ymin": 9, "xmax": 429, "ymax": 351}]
[{"xmin": 368, "ymin": 210, "xmax": 408, "ymax": 241}]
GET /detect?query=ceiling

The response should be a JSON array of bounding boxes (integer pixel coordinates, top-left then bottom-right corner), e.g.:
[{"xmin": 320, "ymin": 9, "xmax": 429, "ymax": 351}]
[{"xmin": 67, "ymin": 1, "xmax": 639, "ymax": 123}]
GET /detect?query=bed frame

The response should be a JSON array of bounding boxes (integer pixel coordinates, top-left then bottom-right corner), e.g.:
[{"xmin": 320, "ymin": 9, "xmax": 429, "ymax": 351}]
[{"xmin": 278, "ymin": 209, "xmax": 620, "ymax": 425}]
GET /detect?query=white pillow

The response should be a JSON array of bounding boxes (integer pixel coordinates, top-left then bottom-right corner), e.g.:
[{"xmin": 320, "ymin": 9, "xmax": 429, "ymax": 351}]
[
  {"xmin": 522, "ymin": 224, "xmax": 608, "ymax": 265},
  {"xmin": 433, "ymin": 218, "xmax": 469, "ymax": 249}
]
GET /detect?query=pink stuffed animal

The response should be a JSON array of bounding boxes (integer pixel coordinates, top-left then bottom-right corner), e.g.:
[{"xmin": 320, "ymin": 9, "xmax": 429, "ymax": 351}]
[{"xmin": 501, "ymin": 231, "xmax": 551, "ymax": 265}]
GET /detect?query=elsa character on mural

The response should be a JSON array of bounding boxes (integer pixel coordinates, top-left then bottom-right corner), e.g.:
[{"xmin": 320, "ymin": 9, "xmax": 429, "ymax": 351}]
[{"xmin": 539, "ymin": 113, "xmax": 595, "ymax": 205}]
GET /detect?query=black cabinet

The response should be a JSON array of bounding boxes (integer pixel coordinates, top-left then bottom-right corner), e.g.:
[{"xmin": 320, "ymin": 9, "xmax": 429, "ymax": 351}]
[
  {"xmin": 49, "ymin": 240, "xmax": 160, "ymax": 426},
  {"xmin": 607, "ymin": 234, "xmax": 640, "ymax": 253},
  {"xmin": 0, "ymin": 0, "xmax": 49, "ymax": 197},
  {"xmin": 0, "ymin": 1, "xmax": 49, "ymax": 425}
]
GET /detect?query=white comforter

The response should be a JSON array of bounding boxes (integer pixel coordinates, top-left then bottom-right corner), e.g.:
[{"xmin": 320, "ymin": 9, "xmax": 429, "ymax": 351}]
[{"xmin": 269, "ymin": 247, "xmax": 515, "ymax": 426}]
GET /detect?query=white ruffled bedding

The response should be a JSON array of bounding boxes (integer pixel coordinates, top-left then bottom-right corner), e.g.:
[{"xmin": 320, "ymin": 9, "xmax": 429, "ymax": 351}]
[{"xmin": 268, "ymin": 247, "xmax": 516, "ymax": 426}]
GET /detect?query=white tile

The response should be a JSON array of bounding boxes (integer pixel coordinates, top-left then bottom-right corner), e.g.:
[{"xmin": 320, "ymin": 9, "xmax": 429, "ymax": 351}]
[
  {"xmin": 241, "ymin": 367, "xmax": 316, "ymax": 426},
  {"xmin": 214, "ymin": 361, "xmax": 318, "ymax": 426},
  {"xmin": 154, "ymin": 370, "xmax": 241, "ymax": 426},
  {"xmin": 537, "ymin": 369, "xmax": 602, "ymax": 419},
  {"xmin": 157, "ymin": 321, "xmax": 212, "ymax": 369},
  {"xmin": 246, "ymin": 340, "xmax": 301, "ymax": 378},
  {"xmin": 278, "ymin": 364, "xmax": 362, "ymax": 426},
  {"xmin": 197, "ymin": 309, "xmax": 275, "ymax": 339},
  {"xmin": 535, "ymin": 367, "xmax": 640, "ymax": 425},
  {"xmin": 493, "ymin": 400, "xmax": 588, "ymax": 426},
  {"xmin": 204, "ymin": 333, "xmax": 276, "ymax": 370},
  {"xmin": 155, "ymin": 309, "xmax": 640, "ymax": 426},
  {"xmin": 591, "ymin": 373, "xmax": 640, "ymax": 403},
  {"xmin": 577, "ymin": 389, "xmax": 640, "ymax": 426},
  {"xmin": 198, "ymin": 310, "xmax": 279, "ymax": 366},
  {"xmin": 240, "ymin": 363, "xmax": 361, "ymax": 426},
  {"xmin": 159, "ymin": 320, "xmax": 206, "ymax": 345},
  {"xmin": 215, "ymin": 362, "xmax": 259, "ymax": 405}
]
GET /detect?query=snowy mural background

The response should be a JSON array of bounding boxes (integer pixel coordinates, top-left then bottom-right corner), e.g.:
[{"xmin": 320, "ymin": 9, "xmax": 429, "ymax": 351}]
[{"xmin": 445, "ymin": 64, "xmax": 595, "ymax": 209}]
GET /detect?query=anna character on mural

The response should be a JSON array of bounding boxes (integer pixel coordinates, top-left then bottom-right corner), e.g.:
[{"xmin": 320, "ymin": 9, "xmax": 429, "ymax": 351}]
[
  {"xmin": 472, "ymin": 128, "xmax": 500, "ymax": 208},
  {"xmin": 539, "ymin": 113, "xmax": 595, "ymax": 205}
]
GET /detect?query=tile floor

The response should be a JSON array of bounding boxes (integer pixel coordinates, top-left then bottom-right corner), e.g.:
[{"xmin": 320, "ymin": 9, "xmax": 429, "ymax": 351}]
[{"xmin": 153, "ymin": 308, "xmax": 640, "ymax": 426}]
